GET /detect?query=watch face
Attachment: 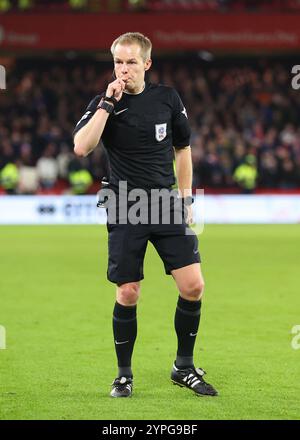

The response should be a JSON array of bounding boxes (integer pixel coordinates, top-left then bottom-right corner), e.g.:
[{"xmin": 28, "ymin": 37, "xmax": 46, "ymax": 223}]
[
  {"xmin": 99, "ymin": 101, "xmax": 113, "ymax": 113},
  {"xmin": 184, "ymin": 196, "xmax": 194, "ymax": 205},
  {"xmin": 105, "ymin": 96, "xmax": 118, "ymax": 106}
]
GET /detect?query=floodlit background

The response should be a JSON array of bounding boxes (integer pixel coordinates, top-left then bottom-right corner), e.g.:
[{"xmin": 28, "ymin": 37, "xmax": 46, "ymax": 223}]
[{"xmin": 0, "ymin": 0, "xmax": 299, "ymax": 420}]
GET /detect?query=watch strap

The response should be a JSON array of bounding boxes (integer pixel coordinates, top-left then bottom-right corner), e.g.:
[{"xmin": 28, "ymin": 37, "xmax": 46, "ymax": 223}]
[
  {"xmin": 97, "ymin": 99, "xmax": 114, "ymax": 114},
  {"xmin": 104, "ymin": 95, "xmax": 118, "ymax": 106}
]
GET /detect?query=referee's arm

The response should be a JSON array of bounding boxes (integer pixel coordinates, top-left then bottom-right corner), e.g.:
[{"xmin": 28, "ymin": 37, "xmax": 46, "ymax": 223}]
[
  {"xmin": 174, "ymin": 146, "xmax": 193, "ymax": 198},
  {"xmin": 74, "ymin": 79, "xmax": 125, "ymax": 157},
  {"xmin": 74, "ymin": 108, "xmax": 109, "ymax": 157}
]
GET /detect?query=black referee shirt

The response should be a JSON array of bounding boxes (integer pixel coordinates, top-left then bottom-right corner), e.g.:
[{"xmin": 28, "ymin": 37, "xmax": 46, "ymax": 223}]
[{"xmin": 73, "ymin": 82, "xmax": 191, "ymax": 192}]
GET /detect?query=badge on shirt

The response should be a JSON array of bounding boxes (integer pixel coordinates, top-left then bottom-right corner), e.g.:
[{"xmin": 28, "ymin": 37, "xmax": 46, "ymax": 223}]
[{"xmin": 155, "ymin": 123, "xmax": 167, "ymax": 142}]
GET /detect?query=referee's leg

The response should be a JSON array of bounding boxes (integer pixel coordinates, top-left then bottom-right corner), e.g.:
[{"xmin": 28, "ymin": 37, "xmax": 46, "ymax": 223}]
[
  {"xmin": 170, "ymin": 263, "xmax": 218, "ymax": 395},
  {"xmin": 112, "ymin": 282, "xmax": 141, "ymax": 379},
  {"xmin": 171, "ymin": 263, "xmax": 204, "ymax": 369}
]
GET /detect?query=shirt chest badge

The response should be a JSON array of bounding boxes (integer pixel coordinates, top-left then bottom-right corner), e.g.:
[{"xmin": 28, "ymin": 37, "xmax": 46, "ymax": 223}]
[{"xmin": 155, "ymin": 123, "xmax": 167, "ymax": 142}]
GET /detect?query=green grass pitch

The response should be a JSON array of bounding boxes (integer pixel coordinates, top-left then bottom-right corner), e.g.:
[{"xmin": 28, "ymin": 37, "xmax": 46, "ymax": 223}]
[{"xmin": 0, "ymin": 224, "xmax": 299, "ymax": 420}]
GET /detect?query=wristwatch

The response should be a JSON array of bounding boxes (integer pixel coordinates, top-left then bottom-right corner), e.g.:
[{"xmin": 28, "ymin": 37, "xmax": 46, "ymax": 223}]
[
  {"xmin": 183, "ymin": 196, "xmax": 194, "ymax": 206},
  {"xmin": 104, "ymin": 95, "xmax": 118, "ymax": 106},
  {"xmin": 97, "ymin": 99, "xmax": 114, "ymax": 114}
]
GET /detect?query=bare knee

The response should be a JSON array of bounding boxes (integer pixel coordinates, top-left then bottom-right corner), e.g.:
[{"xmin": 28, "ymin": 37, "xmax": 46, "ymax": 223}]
[
  {"xmin": 117, "ymin": 282, "xmax": 140, "ymax": 306},
  {"xmin": 180, "ymin": 279, "xmax": 205, "ymax": 301}
]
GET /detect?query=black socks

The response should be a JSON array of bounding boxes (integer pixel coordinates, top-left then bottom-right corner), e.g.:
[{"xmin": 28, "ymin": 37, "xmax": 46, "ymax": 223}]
[
  {"xmin": 112, "ymin": 302, "xmax": 137, "ymax": 378},
  {"xmin": 174, "ymin": 296, "xmax": 202, "ymax": 369},
  {"xmin": 112, "ymin": 296, "xmax": 201, "ymax": 377}
]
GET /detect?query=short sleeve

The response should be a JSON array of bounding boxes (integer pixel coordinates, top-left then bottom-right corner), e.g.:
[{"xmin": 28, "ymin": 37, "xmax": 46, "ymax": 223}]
[
  {"xmin": 171, "ymin": 89, "xmax": 191, "ymax": 149},
  {"xmin": 73, "ymin": 95, "xmax": 103, "ymax": 137}
]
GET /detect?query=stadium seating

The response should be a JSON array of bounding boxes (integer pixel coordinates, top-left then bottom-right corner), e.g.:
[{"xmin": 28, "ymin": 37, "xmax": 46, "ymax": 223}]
[
  {"xmin": 1, "ymin": 0, "xmax": 300, "ymax": 13},
  {"xmin": 1, "ymin": 57, "xmax": 300, "ymax": 194}
]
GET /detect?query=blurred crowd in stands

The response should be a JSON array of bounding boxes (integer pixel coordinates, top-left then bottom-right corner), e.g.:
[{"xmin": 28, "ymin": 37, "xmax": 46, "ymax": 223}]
[
  {"xmin": 1, "ymin": 56, "xmax": 300, "ymax": 194},
  {"xmin": 1, "ymin": 0, "xmax": 300, "ymax": 13}
]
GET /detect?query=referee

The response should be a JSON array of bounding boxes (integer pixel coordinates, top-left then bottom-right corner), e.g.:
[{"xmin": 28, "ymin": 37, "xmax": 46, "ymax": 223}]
[{"xmin": 73, "ymin": 32, "xmax": 217, "ymax": 398}]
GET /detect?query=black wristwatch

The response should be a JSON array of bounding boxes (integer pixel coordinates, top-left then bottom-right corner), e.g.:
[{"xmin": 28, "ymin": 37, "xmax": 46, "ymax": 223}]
[
  {"xmin": 183, "ymin": 196, "xmax": 194, "ymax": 206},
  {"xmin": 104, "ymin": 95, "xmax": 118, "ymax": 106},
  {"xmin": 97, "ymin": 99, "xmax": 114, "ymax": 114}
]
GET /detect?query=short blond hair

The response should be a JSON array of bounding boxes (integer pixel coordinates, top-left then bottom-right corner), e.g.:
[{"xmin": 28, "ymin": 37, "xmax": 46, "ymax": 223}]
[{"xmin": 110, "ymin": 32, "xmax": 152, "ymax": 62}]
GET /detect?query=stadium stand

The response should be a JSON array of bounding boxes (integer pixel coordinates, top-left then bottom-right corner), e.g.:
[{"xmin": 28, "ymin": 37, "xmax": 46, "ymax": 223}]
[
  {"xmin": 1, "ymin": 56, "xmax": 300, "ymax": 194},
  {"xmin": 1, "ymin": 0, "xmax": 300, "ymax": 13}
]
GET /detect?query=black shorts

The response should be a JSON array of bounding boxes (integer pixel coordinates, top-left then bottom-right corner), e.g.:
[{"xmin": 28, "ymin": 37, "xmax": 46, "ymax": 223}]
[{"xmin": 106, "ymin": 220, "xmax": 201, "ymax": 285}]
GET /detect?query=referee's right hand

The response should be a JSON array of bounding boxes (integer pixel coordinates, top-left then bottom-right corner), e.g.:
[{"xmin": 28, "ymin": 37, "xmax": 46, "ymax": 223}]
[{"xmin": 106, "ymin": 78, "xmax": 125, "ymax": 102}]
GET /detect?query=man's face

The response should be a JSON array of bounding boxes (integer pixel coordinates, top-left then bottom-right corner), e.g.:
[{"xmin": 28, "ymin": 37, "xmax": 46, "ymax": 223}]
[{"xmin": 113, "ymin": 43, "xmax": 151, "ymax": 92}]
